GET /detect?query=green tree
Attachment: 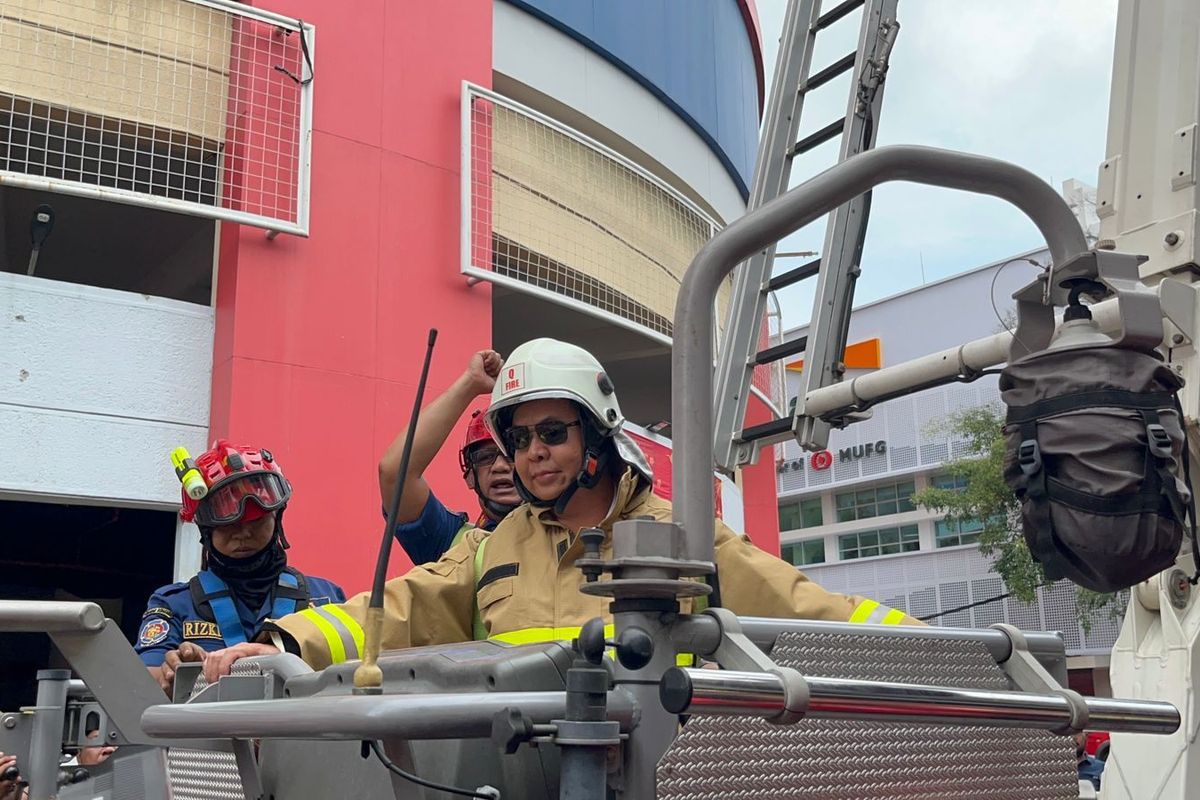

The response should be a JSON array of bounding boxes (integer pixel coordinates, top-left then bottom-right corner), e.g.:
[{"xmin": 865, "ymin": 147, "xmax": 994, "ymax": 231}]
[{"xmin": 912, "ymin": 404, "xmax": 1119, "ymax": 629}]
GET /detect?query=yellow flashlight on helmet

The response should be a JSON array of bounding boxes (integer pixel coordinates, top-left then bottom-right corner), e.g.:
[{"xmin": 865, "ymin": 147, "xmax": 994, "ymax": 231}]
[{"xmin": 171, "ymin": 446, "xmax": 209, "ymax": 500}]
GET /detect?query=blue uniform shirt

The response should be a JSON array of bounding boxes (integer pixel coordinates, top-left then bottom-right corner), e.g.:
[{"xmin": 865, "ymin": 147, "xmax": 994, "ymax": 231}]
[
  {"xmin": 1078, "ymin": 755, "xmax": 1105, "ymax": 790},
  {"xmin": 136, "ymin": 570, "xmax": 345, "ymax": 667},
  {"xmin": 391, "ymin": 491, "xmax": 497, "ymax": 565}
]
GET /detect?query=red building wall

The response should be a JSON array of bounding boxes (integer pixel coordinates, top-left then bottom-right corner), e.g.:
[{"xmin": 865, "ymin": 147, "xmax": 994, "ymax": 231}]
[
  {"xmin": 210, "ymin": 0, "xmax": 494, "ymax": 591},
  {"xmin": 207, "ymin": 0, "xmax": 777, "ymax": 590},
  {"xmin": 741, "ymin": 394, "xmax": 781, "ymax": 555}
]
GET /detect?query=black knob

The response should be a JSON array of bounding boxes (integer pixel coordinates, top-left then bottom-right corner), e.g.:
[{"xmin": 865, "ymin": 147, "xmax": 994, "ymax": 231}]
[
  {"xmin": 659, "ymin": 667, "xmax": 694, "ymax": 714},
  {"xmin": 1, "ymin": 766, "xmax": 18, "ymax": 781},
  {"xmin": 576, "ymin": 617, "xmax": 608, "ymax": 665},
  {"xmin": 491, "ymin": 707, "xmax": 534, "ymax": 755},
  {"xmin": 615, "ymin": 626, "xmax": 655, "ymax": 670}
]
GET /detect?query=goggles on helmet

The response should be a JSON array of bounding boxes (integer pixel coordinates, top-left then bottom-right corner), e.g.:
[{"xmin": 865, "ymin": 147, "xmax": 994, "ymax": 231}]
[
  {"xmin": 503, "ymin": 419, "xmax": 581, "ymax": 452},
  {"xmin": 193, "ymin": 471, "xmax": 290, "ymax": 528}
]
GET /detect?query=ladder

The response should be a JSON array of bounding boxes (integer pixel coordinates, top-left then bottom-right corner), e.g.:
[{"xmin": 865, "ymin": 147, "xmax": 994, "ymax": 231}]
[{"xmin": 712, "ymin": 0, "xmax": 900, "ymax": 472}]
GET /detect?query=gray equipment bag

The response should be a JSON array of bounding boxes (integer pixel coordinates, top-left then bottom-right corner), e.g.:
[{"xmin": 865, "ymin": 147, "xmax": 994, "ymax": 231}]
[{"xmin": 1000, "ymin": 346, "xmax": 1196, "ymax": 593}]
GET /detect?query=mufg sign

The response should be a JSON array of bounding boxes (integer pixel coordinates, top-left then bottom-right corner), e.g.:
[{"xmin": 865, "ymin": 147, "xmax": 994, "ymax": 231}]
[{"xmin": 778, "ymin": 440, "xmax": 888, "ymax": 473}]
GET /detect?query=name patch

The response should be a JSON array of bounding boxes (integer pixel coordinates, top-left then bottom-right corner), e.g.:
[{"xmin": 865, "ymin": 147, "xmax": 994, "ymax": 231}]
[{"xmin": 183, "ymin": 620, "xmax": 222, "ymax": 639}]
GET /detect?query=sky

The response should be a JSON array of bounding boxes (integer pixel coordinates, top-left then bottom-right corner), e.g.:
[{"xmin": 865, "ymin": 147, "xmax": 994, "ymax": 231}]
[{"xmin": 754, "ymin": 0, "xmax": 1119, "ymax": 330}]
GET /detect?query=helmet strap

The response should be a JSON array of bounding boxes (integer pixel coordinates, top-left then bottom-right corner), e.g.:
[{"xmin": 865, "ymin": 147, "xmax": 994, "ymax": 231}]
[
  {"xmin": 275, "ymin": 506, "xmax": 290, "ymax": 550},
  {"xmin": 505, "ymin": 404, "xmax": 613, "ymax": 515}
]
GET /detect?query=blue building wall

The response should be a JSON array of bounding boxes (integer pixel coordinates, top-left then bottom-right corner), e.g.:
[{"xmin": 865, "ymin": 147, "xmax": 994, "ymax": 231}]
[{"xmin": 502, "ymin": 0, "xmax": 761, "ymax": 198}]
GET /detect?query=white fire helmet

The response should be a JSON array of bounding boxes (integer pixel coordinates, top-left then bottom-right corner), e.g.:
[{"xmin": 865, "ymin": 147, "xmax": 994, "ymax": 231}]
[{"xmin": 484, "ymin": 338, "xmax": 652, "ymax": 490}]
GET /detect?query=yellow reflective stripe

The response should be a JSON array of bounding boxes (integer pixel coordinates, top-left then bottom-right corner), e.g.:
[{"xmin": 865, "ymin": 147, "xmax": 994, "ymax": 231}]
[
  {"xmin": 489, "ymin": 624, "xmax": 615, "ymax": 645},
  {"xmin": 472, "ymin": 537, "xmax": 490, "ymax": 641},
  {"xmin": 849, "ymin": 599, "xmax": 907, "ymax": 626},
  {"xmin": 491, "ymin": 624, "xmax": 696, "ymax": 664},
  {"xmin": 451, "ymin": 520, "xmax": 473, "ymax": 550},
  {"xmin": 322, "ymin": 605, "xmax": 365, "ymax": 657},
  {"xmin": 849, "ymin": 599, "xmax": 880, "ymax": 624},
  {"xmin": 299, "ymin": 607, "xmax": 346, "ymax": 664}
]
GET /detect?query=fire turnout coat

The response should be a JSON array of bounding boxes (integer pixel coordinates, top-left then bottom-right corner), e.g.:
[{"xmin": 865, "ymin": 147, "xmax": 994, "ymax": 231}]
[{"xmin": 267, "ymin": 470, "xmax": 922, "ymax": 669}]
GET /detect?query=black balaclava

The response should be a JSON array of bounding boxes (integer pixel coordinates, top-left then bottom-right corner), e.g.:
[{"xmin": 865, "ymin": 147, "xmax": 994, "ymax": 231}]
[{"xmin": 200, "ymin": 508, "xmax": 289, "ymax": 613}]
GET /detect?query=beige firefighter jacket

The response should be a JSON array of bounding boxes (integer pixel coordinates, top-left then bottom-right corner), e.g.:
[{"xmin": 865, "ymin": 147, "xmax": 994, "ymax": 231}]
[{"xmin": 269, "ymin": 470, "xmax": 922, "ymax": 669}]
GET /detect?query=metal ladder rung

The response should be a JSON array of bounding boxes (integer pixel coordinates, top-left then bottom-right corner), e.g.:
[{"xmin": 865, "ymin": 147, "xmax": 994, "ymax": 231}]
[
  {"xmin": 754, "ymin": 336, "xmax": 808, "ymax": 366},
  {"xmin": 767, "ymin": 258, "xmax": 821, "ymax": 292},
  {"xmin": 804, "ymin": 52, "xmax": 856, "ymax": 92},
  {"xmin": 815, "ymin": 0, "xmax": 865, "ymax": 30},
  {"xmin": 739, "ymin": 417, "xmax": 793, "ymax": 443},
  {"xmin": 790, "ymin": 119, "xmax": 845, "ymax": 156}
]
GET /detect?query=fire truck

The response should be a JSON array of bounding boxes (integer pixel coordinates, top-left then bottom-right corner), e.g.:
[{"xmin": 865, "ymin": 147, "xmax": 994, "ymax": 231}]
[{"xmin": 1, "ymin": 0, "xmax": 1198, "ymax": 798}]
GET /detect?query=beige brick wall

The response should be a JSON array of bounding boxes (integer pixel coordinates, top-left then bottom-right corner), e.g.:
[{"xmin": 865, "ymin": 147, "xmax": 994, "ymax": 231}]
[
  {"xmin": 491, "ymin": 104, "xmax": 725, "ymax": 330},
  {"xmin": 0, "ymin": 0, "xmax": 230, "ymax": 140}
]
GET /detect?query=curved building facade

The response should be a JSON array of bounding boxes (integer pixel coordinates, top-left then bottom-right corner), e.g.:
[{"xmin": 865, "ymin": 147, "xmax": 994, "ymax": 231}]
[{"xmin": 0, "ymin": 0, "xmax": 777, "ymax": 617}]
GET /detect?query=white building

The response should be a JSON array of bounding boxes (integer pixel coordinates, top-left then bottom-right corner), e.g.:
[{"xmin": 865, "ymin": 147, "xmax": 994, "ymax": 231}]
[{"xmin": 776, "ymin": 247, "xmax": 1117, "ymax": 694}]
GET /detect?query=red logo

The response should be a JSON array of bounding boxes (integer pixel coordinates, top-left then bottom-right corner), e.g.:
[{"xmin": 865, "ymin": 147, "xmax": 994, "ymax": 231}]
[
  {"xmin": 502, "ymin": 363, "xmax": 525, "ymax": 394},
  {"xmin": 810, "ymin": 451, "xmax": 833, "ymax": 471},
  {"xmin": 138, "ymin": 618, "xmax": 170, "ymax": 647}
]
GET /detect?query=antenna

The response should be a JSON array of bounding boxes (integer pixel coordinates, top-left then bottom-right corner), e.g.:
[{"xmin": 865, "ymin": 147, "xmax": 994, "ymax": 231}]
[{"xmin": 354, "ymin": 328, "xmax": 438, "ymax": 694}]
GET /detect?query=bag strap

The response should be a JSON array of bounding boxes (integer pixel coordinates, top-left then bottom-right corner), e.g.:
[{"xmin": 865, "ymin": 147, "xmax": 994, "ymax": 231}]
[
  {"xmin": 1174, "ymin": 394, "xmax": 1200, "ymax": 585},
  {"xmin": 1006, "ymin": 390, "xmax": 1176, "ymax": 425},
  {"xmin": 1016, "ymin": 422, "xmax": 1108, "ymax": 587},
  {"xmin": 271, "ymin": 569, "xmax": 309, "ymax": 618},
  {"xmin": 1016, "ymin": 420, "xmax": 1062, "ymax": 579},
  {"xmin": 1156, "ymin": 399, "xmax": 1200, "ymax": 585}
]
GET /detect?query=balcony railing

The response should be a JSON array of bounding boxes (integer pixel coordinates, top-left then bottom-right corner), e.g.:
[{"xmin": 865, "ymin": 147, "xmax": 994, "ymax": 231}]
[{"xmin": 0, "ymin": 0, "xmax": 314, "ymax": 235}]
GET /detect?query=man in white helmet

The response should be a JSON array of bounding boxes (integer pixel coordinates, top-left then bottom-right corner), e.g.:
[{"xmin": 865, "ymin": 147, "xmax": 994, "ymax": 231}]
[{"xmin": 194, "ymin": 338, "xmax": 919, "ymax": 682}]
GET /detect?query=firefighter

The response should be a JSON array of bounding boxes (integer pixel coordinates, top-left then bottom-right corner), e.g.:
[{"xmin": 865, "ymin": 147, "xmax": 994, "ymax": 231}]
[
  {"xmin": 137, "ymin": 440, "xmax": 345, "ymax": 694},
  {"xmin": 378, "ymin": 349, "xmax": 520, "ymax": 564},
  {"xmin": 197, "ymin": 339, "xmax": 921, "ymax": 681}
]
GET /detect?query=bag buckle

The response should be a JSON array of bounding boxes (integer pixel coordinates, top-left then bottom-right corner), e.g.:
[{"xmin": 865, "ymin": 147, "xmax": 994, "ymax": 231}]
[
  {"xmin": 1147, "ymin": 423, "xmax": 1174, "ymax": 460},
  {"xmin": 1018, "ymin": 439, "xmax": 1042, "ymax": 476}
]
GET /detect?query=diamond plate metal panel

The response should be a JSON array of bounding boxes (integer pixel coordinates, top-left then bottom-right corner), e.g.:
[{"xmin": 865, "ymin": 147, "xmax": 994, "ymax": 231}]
[
  {"xmin": 658, "ymin": 631, "xmax": 1077, "ymax": 799},
  {"xmin": 166, "ymin": 660, "xmax": 268, "ymax": 799},
  {"xmin": 167, "ymin": 749, "xmax": 244, "ymax": 800}
]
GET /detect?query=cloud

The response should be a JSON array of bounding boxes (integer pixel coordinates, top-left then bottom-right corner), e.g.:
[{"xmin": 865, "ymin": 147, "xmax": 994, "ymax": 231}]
[{"xmin": 754, "ymin": 0, "xmax": 1118, "ymax": 329}]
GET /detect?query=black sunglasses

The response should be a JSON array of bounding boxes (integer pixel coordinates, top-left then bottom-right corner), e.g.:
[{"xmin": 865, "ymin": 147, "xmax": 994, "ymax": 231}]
[
  {"xmin": 503, "ymin": 419, "xmax": 581, "ymax": 452},
  {"xmin": 466, "ymin": 444, "xmax": 508, "ymax": 469}
]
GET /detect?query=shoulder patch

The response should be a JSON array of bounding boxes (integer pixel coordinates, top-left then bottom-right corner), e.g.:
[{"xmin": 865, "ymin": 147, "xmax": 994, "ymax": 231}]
[
  {"xmin": 182, "ymin": 620, "xmax": 221, "ymax": 640},
  {"xmin": 138, "ymin": 618, "xmax": 170, "ymax": 648},
  {"xmin": 142, "ymin": 606, "xmax": 172, "ymax": 619}
]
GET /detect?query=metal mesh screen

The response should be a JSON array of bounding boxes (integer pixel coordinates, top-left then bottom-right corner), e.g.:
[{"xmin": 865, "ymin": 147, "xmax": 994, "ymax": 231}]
[
  {"xmin": 463, "ymin": 83, "xmax": 723, "ymax": 341},
  {"xmin": 659, "ymin": 631, "xmax": 1078, "ymax": 799},
  {"xmin": 0, "ymin": 0, "xmax": 313, "ymax": 235}
]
